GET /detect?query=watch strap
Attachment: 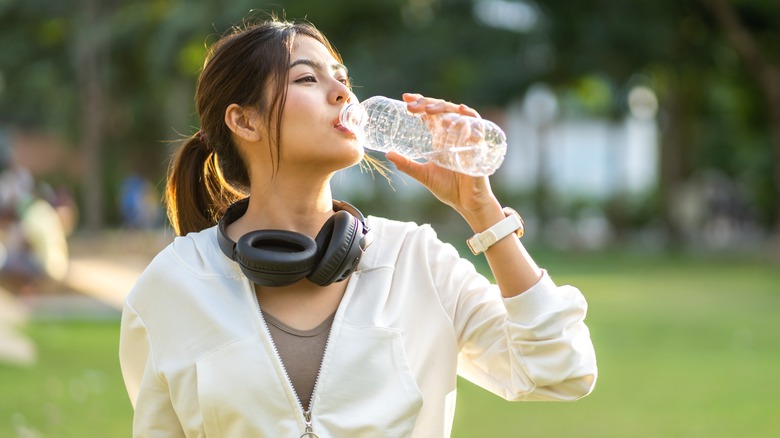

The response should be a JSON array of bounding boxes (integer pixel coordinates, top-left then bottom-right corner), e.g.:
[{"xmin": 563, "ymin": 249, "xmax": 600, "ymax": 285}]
[{"xmin": 466, "ymin": 208, "xmax": 524, "ymax": 255}]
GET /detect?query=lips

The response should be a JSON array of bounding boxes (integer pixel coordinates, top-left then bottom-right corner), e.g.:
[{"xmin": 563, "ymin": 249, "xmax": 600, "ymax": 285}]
[{"xmin": 333, "ymin": 117, "xmax": 354, "ymax": 135}]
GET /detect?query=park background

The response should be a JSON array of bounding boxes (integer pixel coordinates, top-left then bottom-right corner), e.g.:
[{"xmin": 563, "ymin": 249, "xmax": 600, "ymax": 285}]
[{"xmin": 1, "ymin": 0, "xmax": 779, "ymax": 436}]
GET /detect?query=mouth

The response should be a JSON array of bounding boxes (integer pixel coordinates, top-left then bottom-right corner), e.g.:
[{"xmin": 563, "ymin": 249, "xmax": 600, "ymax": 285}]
[{"xmin": 333, "ymin": 118, "xmax": 355, "ymax": 136}]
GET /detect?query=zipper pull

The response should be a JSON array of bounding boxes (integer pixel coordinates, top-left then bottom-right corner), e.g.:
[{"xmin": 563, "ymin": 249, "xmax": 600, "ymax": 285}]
[{"xmin": 300, "ymin": 410, "xmax": 319, "ymax": 438}]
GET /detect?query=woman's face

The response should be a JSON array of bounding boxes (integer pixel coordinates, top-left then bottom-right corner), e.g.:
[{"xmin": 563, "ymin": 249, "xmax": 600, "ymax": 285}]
[{"xmin": 274, "ymin": 36, "xmax": 363, "ymax": 174}]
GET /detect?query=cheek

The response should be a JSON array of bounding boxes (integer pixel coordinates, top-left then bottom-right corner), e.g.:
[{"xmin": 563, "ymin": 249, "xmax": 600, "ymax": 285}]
[
  {"xmin": 279, "ymin": 95, "xmax": 314, "ymax": 132},
  {"xmin": 276, "ymin": 121, "xmax": 317, "ymax": 163},
  {"xmin": 278, "ymin": 105, "xmax": 322, "ymax": 148}
]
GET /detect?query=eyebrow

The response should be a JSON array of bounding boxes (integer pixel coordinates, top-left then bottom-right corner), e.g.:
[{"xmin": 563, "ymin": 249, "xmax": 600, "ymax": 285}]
[{"xmin": 289, "ymin": 58, "xmax": 348, "ymax": 76}]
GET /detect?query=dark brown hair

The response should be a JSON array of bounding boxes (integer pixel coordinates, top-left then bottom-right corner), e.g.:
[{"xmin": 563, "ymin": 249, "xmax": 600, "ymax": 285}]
[{"xmin": 165, "ymin": 18, "xmax": 344, "ymax": 236}]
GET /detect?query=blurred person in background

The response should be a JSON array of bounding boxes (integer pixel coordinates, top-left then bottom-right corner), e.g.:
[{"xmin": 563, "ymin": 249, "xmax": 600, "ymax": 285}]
[
  {"xmin": 0, "ymin": 146, "xmax": 68, "ymax": 295},
  {"xmin": 119, "ymin": 171, "xmax": 162, "ymax": 230},
  {"xmin": 119, "ymin": 15, "xmax": 597, "ymax": 437}
]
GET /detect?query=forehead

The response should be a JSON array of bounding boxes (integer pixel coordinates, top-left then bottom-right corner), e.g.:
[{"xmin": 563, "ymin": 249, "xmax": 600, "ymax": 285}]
[{"xmin": 290, "ymin": 36, "xmax": 340, "ymax": 64}]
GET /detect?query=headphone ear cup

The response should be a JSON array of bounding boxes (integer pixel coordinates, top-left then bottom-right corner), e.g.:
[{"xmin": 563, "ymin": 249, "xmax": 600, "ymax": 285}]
[
  {"xmin": 307, "ymin": 211, "xmax": 363, "ymax": 286},
  {"xmin": 235, "ymin": 230, "xmax": 318, "ymax": 287}
]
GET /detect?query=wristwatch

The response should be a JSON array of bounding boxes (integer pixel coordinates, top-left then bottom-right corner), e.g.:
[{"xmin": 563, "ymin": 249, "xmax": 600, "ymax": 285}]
[{"xmin": 466, "ymin": 207, "xmax": 524, "ymax": 255}]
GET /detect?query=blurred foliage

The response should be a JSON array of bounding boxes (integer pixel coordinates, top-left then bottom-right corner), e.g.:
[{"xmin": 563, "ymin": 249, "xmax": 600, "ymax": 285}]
[{"xmin": 0, "ymin": 0, "xmax": 777, "ymax": 237}]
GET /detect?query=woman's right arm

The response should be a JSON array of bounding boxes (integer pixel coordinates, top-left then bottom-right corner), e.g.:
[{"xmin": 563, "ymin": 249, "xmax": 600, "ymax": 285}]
[{"xmin": 120, "ymin": 301, "xmax": 186, "ymax": 437}]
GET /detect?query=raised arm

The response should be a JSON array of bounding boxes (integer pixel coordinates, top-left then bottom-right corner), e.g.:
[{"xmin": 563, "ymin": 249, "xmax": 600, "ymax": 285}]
[{"xmin": 387, "ymin": 93, "xmax": 542, "ymax": 298}]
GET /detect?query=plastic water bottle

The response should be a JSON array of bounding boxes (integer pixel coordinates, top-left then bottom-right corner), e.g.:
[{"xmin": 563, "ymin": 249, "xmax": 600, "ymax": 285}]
[{"xmin": 339, "ymin": 96, "xmax": 507, "ymax": 176}]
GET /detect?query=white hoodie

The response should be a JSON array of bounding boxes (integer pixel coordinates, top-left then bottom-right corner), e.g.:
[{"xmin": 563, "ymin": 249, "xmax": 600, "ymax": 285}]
[{"xmin": 120, "ymin": 216, "xmax": 597, "ymax": 437}]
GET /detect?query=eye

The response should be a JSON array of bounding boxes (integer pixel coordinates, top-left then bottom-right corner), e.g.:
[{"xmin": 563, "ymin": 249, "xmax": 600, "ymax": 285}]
[{"xmin": 294, "ymin": 75, "xmax": 317, "ymax": 84}]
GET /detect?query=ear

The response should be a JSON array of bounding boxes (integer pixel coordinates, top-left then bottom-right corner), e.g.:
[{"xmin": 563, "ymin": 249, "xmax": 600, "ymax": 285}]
[{"xmin": 225, "ymin": 104, "xmax": 264, "ymax": 142}]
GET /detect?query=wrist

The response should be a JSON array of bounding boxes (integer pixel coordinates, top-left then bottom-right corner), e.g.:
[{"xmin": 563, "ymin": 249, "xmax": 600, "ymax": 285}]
[
  {"xmin": 466, "ymin": 207, "xmax": 525, "ymax": 255},
  {"xmin": 457, "ymin": 198, "xmax": 504, "ymax": 232}
]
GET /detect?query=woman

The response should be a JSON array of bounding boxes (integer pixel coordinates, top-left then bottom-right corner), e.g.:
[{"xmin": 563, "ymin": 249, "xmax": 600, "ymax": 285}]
[{"xmin": 119, "ymin": 17, "xmax": 597, "ymax": 437}]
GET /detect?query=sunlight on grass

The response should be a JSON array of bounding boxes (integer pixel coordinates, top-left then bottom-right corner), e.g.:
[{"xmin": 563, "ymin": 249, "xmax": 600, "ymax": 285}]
[{"xmin": 1, "ymin": 251, "xmax": 778, "ymax": 437}]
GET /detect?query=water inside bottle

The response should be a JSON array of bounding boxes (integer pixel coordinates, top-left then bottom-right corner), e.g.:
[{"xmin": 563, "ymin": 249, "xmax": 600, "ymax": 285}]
[
  {"xmin": 340, "ymin": 96, "xmax": 507, "ymax": 176},
  {"xmin": 422, "ymin": 147, "xmax": 481, "ymax": 176}
]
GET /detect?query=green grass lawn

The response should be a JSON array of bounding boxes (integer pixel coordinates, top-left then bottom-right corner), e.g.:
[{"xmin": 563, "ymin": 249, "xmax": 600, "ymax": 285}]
[
  {"xmin": 453, "ymin": 250, "xmax": 780, "ymax": 438},
  {"xmin": 1, "ymin": 250, "xmax": 778, "ymax": 437},
  {"xmin": 0, "ymin": 321, "xmax": 132, "ymax": 436}
]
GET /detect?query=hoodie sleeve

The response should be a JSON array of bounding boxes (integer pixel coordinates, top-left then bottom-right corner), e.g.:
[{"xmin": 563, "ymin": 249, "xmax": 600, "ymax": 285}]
[
  {"xmin": 119, "ymin": 300, "xmax": 186, "ymax": 437},
  {"xmin": 423, "ymin": 227, "xmax": 597, "ymax": 401}
]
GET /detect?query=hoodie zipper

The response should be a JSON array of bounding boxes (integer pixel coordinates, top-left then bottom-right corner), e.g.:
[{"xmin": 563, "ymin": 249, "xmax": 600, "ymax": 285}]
[
  {"xmin": 302, "ymin": 410, "xmax": 317, "ymax": 437},
  {"xmin": 302, "ymin": 322, "xmax": 335, "ymax": 438},
  {"xmin": 250, "ymin": 284, "xmax": 332, "ymax": 438}
]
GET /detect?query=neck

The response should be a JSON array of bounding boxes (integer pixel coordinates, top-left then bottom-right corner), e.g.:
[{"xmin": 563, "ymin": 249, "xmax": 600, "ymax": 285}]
[{"xmin": 227, "ymin": 174, "xmax": 336, "ymax": 241}]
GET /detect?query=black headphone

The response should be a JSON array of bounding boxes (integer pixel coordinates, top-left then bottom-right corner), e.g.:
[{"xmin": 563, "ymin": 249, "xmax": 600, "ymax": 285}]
[{"xmin": 217, "ymin": 198, "xmax": 373, "ymax": 287}]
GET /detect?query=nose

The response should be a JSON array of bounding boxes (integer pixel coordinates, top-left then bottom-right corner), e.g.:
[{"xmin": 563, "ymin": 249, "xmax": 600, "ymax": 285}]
[{"xmin": 329, "ymin": 79, "xmax": 350, "ymax": 105}]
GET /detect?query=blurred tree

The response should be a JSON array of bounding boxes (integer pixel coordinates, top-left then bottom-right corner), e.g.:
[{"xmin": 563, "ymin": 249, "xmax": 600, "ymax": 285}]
[
  {"xmin": 541, "ymin": 0, "xmax": 779, "ymax": 244},
  {"xmin": 2, "ymin": 0, "xmax": 544, "ymax": 229},
  {"xmin": 75, "ymin": 0, "xmax": 110, "ymax": 231},
  {"xmin": 0, "ymin": 0, "xmax": 777, "ymax": 245},
  {"xmin": 700, "ymin": 0, "xmax": 780, "ymax": 239}
]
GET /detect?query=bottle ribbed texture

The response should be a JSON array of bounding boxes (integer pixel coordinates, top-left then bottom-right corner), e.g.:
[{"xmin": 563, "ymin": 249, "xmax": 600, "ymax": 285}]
[{"xmin": 340, "ymin": 96, "xmax": 507, "ymax": 176}]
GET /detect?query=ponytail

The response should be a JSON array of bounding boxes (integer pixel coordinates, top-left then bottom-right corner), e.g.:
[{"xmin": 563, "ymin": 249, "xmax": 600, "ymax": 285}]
[
  {"xmin": 165, "ymin": 133, "xmax": 245, "ymax": 236},
  {"xmin": 165, "ymin": 19, "xmax": 345, "ymax": 235}
]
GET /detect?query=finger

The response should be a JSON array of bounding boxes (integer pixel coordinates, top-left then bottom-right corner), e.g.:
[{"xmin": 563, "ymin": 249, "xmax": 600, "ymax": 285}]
[
  {"xmin": 422, "ymin": 100, "xmax": 459, "ymax": 115},
  {"xmin": 404, "ymin": 93, "xmax": 442, "ymax": 114},
  {"xmin": 402, "ymin": 93, "xmax": 424, "ymax": 102},
  {"xmin": 425, "ymin": 101, "xmax": 482, "ymax": 118},
  {"xmin": 386, "ymin": 151, "xmax": 428, "ymax": 185},
  {"xmin": 457, "ymin": 103, "xmax": 480, "ymax": 118},
  {"xmin": 404, "ymin": 94, "xmax": 480, "ymax": 118},
  {"xmin": 403, "ymin": 93, "xmax": 452, "ymax": 112},
  {"xmin": 386, "ymin": 150, "xmax": 413, "ymax": 172},
  {"xmin": 403, "ymin": 93, "xmax": 427, "ymax": 113}
]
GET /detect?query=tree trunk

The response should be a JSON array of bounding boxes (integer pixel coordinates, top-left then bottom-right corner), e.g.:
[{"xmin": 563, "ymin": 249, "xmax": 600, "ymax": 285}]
[
  {"xmin": 659, "ymin": 84, "xmax": 693, "ymax": 246},
  {"xmin": 765, "ymin": 79, "xmax": 780, "ymax": 242},
  {"xmin": 75, "ymin": 0, "xmax": 106, "ymax": 232},
  {"xmin": 701, "ymin": 0, "xmax": 780, "ymax": 242},
  {"xmin": 767, "ymin": 90, "xmax": 780, "ymax": 246}
]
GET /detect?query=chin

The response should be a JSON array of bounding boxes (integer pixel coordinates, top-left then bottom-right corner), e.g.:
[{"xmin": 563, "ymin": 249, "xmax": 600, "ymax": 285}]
[
  {"xmin": 338, "ymin": 140, "xmax": 364, "ymax": 163},
  {"xmin": 350, "ymin": 147, "xmax": 365, "ymax": 163},
  {"xmin": 312, "ymin": 148, "xmax": 364, "ymax": 173},
  {"xmin": 335, "ymin": 149, "xmax": 365, "ymax": 171}
]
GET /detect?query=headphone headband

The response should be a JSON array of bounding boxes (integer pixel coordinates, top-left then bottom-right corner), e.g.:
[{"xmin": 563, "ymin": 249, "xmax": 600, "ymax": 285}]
[{"xmin": 217, "ymin": 198, "xmax": 372, "ymax": 287}]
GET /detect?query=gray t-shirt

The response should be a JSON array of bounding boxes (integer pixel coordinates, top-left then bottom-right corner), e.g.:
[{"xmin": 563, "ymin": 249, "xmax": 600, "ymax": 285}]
[{"xmin": 262, "ymin": 310, "xmax": 336, "ymax": 411}]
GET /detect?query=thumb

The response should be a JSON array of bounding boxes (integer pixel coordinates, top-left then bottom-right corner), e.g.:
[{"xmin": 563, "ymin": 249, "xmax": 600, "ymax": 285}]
[{"xmin": 386, "ymin": 151, "xmax": 428, "ymax": 185}]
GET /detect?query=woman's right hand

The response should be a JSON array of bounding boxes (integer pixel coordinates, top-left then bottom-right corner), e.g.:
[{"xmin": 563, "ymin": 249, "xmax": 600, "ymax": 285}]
[{"xmin": 386, "ymin": 93, "xmax": 501, "ymax": 220}]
